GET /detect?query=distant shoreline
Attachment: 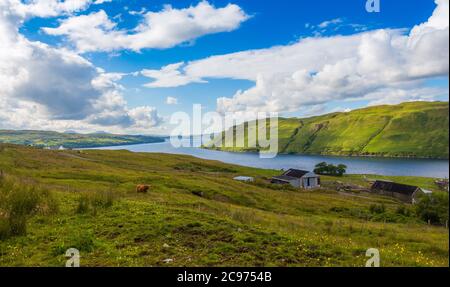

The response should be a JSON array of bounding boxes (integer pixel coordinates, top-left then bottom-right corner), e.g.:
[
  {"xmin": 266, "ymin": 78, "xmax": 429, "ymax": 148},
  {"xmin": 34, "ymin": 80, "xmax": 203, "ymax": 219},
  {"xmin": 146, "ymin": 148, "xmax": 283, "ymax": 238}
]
[
  {"xmin": 90, "ymin": 140, "xmax": 449, "ymax": 161},
  {"xmin": 203, "ymin": 146, "xmax": 450, "ymax": 161}
]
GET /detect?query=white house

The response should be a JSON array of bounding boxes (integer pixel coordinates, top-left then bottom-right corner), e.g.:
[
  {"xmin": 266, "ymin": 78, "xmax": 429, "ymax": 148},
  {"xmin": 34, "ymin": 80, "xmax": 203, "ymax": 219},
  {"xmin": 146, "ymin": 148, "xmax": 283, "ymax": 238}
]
[{"xmin": 271, "ymin": 169, "xmax": 320, "ymax": 189}]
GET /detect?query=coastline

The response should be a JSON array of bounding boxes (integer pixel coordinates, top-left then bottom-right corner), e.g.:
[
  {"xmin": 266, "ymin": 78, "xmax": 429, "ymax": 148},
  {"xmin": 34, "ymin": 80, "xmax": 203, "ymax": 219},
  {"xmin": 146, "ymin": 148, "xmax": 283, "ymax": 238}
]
[
  {"xmin": 203, "ymin": 146, "xmax": 450, "ymax": 161},
  {"xmin": 86, "ymin": 142, "xmax": 450, "ymax": 178}
]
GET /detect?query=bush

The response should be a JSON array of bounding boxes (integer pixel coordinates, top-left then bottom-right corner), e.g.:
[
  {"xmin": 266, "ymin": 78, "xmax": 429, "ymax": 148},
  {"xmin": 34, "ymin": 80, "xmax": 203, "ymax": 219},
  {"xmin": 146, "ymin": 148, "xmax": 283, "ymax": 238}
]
[
  {"xmin": 415, "ymin": 192, "xmax": 449, "ymax": 225},
  {"xmin": 314, "ymin": 162, "xmax": 347, "ymax": 176},
  {"xmin": 395, "ymin": 205, "xmax": 411, "ymax": 217}
]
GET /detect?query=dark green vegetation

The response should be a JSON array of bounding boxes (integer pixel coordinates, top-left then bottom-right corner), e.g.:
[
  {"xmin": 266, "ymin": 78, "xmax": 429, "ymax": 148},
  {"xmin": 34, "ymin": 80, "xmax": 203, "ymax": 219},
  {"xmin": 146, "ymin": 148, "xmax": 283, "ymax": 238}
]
[
  {"xmin": 415, "ymin": 193, "xmax": 449, "ymax": 226},
  {"xmin": 207, "ymin": 101, "xmax": 449, "ymax": 159},
  {"xmin": 0, "ymin": 144, "xmax": 448, "ymax": 266},
  {"xmin": 0, "ymin": 130, "xmax": 165, "ymax": 149},
  {"xmin": 314, "ymin": 162, "xmax": 347, "ymax": 177}
]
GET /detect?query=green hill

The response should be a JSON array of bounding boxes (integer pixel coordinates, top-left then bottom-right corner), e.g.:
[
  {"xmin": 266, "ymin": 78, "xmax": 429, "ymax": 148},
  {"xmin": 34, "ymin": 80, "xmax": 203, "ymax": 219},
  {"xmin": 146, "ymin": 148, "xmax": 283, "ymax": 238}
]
[
  {"xmin": 0, "ymin": 130, "xmax": 165, "ymax": 149},
  {"xmin": 207, "ymin": 102, "xmax": 449, "ymax": 159},
  {"xmin": 0, "ymin": 144, "xmax": 448, "ymax": 266}
]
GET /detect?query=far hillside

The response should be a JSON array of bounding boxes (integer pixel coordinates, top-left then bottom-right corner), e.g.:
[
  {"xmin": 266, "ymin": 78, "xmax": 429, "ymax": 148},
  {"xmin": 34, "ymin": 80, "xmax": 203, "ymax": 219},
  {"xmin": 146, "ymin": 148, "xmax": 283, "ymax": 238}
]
[
  {"xmin": 0, "ymin": 130, "xmax": 165, "ymax": 149},
  {"xmin": 207, "ymin": 102, "xmax": 449, "ymax": 159}
]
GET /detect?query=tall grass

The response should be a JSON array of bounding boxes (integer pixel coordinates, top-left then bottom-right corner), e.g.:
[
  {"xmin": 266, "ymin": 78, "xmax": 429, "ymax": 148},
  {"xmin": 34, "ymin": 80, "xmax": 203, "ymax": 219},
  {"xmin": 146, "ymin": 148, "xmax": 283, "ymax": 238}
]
[
  {"xmin": 76, "ymin": 190, "xmax": 116, "ymax": 215},
  {"xmin": 0, "ymin": 174, "xmax": 59, "ymax": 239}
]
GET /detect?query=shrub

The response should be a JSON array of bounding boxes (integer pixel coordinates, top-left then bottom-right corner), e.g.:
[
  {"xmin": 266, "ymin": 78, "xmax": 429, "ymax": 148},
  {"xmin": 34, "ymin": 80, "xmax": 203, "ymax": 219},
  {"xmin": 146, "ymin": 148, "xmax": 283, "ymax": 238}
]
[
  {"xmin": 314, "ymin": 162, "xmax": 347, "ymax": 176},
  {"xmin": 395, "ymin": 205, "xmax": 411, "ymax": 217},
  {"xmin": 415, "ymin": 192, "xmax": 449, "ymax": 225}
]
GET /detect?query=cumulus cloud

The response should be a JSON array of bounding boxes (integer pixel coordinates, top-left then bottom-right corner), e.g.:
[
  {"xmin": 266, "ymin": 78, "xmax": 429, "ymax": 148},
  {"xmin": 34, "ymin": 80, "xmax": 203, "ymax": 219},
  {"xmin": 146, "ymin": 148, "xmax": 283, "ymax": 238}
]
[
  {"xmin": 0, "ymin": 1, "xmax": 162, "ymax": 132},
  {"xmin": 6, "ymin": 0, "xmax": 98, "ymax": 19},
  {"xmin": 42, "ymin": 1, "xmax": 249, "ymax": 53},
  {"xmin": 142, "ymin": 62, "xmax": 206, "ymax": 88},
  {"xmin": 141, "ymin": 0, "xmax": 449, "ymax": 116},
  {"xmin": 361, "ymin": 87, "xmax": 448, "ymax": 106}
]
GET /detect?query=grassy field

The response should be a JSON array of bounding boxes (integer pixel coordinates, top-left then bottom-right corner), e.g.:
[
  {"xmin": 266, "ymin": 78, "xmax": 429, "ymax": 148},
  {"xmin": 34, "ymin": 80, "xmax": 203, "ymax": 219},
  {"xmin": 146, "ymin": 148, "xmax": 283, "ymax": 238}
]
[
  {"xmin": 0, "ymin": 130, "xmax": 164, "ymax": 149},
  {"xmin": 0, "ymin": 144, "xmax": 448, "ymax": 267},
  {"xmin": 207, "ymin": 101, "xmax": 449, "ymax": 159}
]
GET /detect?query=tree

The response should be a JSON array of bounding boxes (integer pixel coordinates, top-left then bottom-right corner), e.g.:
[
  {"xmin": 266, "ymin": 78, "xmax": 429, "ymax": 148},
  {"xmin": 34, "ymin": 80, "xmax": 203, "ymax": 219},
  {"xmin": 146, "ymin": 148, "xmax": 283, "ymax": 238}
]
[
  {"xmin": 336, "ymin": 164, "xmax": 347, "ymax": 176},
  {"xmin": 314, "ymin": 162, "xmax": 347, "ymax": 177},
  {"xmin": 313, "ymin": 162, "xmax": 328, "ymax": 174},
  {"xmin": 415, "ymin": 192, "xmax": 449, "ymax": 225}
]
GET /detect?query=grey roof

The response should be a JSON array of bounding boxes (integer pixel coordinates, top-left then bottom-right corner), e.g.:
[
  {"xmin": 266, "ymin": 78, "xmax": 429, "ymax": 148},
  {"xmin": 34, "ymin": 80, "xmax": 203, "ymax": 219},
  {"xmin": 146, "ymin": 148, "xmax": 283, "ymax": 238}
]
[
  {"xmin": 371, "ymin": 180, "xmax": 420, "ymax": 195},
  {"xmin": 283, "ymin": 169, "xmax": 318, "ymax": 178},
  {"xmin": 272, "ymin": 175, "xmax": 299, "ymax": 182}
]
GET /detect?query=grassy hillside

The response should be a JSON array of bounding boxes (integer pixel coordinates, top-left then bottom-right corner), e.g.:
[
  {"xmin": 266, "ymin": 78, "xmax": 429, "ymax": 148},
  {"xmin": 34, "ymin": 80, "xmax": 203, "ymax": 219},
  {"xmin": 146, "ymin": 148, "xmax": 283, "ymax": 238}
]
[
  {"xmin": 0, "ymin": 130, "xmax": 165, "ymax": 149},
  {"xmin": 207, "ymin": 102, "xmax": 449, "ymax": 159},
  {"xmin": 0, "ymin": 144, "xmax": 448, "ymax": 267}
]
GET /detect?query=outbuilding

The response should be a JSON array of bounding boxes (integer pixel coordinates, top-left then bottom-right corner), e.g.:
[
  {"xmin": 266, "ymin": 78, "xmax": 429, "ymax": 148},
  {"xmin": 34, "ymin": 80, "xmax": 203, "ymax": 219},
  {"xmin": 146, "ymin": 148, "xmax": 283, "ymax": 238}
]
[
  {"xmin": 233, "ymin": 176, "xmax": 255, "ymax": 183},
  {"xmin": 370, "ymin": 180, "xmax": 430, "ymax": 204},
  {"xmin": 271, "ymin": 169, "xmax": 320, "ymax": 189}
]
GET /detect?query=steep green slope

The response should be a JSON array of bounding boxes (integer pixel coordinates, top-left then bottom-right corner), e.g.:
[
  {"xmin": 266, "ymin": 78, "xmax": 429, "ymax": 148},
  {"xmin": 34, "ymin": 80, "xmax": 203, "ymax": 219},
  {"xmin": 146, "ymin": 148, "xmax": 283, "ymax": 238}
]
[
  {"xmin": 208, "ymin": 102, "xmax": 449, "ymax": 159},
  {"xmin": 0, "ymin": 130, "xmax": 165, "ymax": 149},
  {"xmin": 0, "ymin": 144, "xmax": 448, "ymax": 266}
]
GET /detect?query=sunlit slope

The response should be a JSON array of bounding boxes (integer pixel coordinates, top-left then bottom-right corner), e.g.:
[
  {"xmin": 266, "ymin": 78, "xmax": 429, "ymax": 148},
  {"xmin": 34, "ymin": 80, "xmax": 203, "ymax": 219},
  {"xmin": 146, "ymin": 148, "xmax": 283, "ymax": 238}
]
[
  {"xmin": 0, "ymin": 130, "xmax": 164, "ymax": 149},
  {"xmin": 0, "ymin": 144, "xmax": 448, "ymax": 266},
  {"xmin": 210, "ymin": 102, "xmax": 449, "ymax": 159}
]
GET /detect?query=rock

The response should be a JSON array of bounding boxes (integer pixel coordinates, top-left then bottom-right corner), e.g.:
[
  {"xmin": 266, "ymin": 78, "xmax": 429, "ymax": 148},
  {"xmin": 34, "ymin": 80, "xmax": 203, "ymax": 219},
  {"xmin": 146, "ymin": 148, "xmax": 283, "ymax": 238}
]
[{"xmin": 163, "ymin": 243, "xmax": 170, "ymax": 248}]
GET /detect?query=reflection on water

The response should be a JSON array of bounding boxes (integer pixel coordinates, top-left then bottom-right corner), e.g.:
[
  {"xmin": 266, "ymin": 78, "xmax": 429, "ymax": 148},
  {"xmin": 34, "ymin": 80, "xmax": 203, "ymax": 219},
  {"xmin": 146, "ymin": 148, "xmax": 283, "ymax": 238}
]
[{"xmin": 91, "ymin": 140, "xmax": 449, "ymax": 178}]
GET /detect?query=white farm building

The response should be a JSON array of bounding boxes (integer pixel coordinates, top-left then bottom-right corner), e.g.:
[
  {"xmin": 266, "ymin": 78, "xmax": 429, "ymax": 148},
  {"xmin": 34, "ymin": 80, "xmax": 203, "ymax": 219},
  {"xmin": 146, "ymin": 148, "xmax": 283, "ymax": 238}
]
[{"xmin": 271, "ymin": 169, "xmax": 320, "ymax": 189}]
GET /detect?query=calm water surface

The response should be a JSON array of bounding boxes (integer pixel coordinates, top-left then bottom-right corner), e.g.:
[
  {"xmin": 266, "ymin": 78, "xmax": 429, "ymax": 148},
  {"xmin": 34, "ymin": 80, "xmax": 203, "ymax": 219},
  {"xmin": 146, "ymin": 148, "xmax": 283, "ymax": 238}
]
[{"xmin": 92, "ymin": 141, "xmax": 449, "ymax": 178}]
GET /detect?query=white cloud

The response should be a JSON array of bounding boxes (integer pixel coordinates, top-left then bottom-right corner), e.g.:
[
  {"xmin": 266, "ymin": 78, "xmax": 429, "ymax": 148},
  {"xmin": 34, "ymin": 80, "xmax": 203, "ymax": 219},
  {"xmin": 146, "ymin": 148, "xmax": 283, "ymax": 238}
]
[
  {"xmin": 362, "ymin": 87, "xmax": 449, "ymax": 106},
  {"xmin": 128, "ymin": 106, "xmax": 163, "ymax": 128},
  {"xmin": 142, "ymin": 62, "xmax": 206, "ymax": 88},
  {"xmin": 42, "ymin": 1, "xmax": 249, "ymax": 53},
  {"xmin": 94, "ymin": 0, "xmax": 112, "ymax": 4},
  {"xmin": 0, "ymin": 1, "xmax": 163, "ymax": 133},
  {"xmin": 318, "ymin": 18, "xmax": 343, "ymax": 29},
  {"xmin": 6, "ymin": 0, "xmax": 95, "ymax": 18},
  {"xmin": 166, "ymin": 97, "xmax": 178, "ymax": 105},
  {"xmin": 142, "ymin": 0, "xmax": 449, "ymax": 116}
]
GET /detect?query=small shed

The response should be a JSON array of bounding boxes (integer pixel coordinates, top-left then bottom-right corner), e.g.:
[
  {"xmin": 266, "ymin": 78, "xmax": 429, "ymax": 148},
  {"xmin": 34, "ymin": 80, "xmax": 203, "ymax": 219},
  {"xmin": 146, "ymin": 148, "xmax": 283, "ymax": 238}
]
[
  {"xmin": 370, "ymin": 180, "xmax": 429, "ymax": 204},
  {"xmin": 233, "ymin": 176, "xmax": 254, "ymax": 183},
  {"xmin": 271, "ymin": 169, "xmax": 320, "ymax": 189}
]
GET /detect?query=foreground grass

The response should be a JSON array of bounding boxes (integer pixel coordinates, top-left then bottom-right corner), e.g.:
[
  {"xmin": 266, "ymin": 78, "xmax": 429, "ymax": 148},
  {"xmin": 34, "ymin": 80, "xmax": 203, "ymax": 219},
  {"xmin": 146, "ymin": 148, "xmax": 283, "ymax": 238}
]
[{"xmin": 0, "ymin": 144, "xmax": 448, "ymax": 266}]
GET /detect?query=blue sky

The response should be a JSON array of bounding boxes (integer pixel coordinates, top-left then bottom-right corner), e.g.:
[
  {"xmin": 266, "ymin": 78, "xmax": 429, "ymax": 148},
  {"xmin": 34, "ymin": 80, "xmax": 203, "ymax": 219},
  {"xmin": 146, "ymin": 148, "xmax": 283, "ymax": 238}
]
[{"xmin": 1, "ymin": 0, "xmax": 448, "ymax": 134}]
